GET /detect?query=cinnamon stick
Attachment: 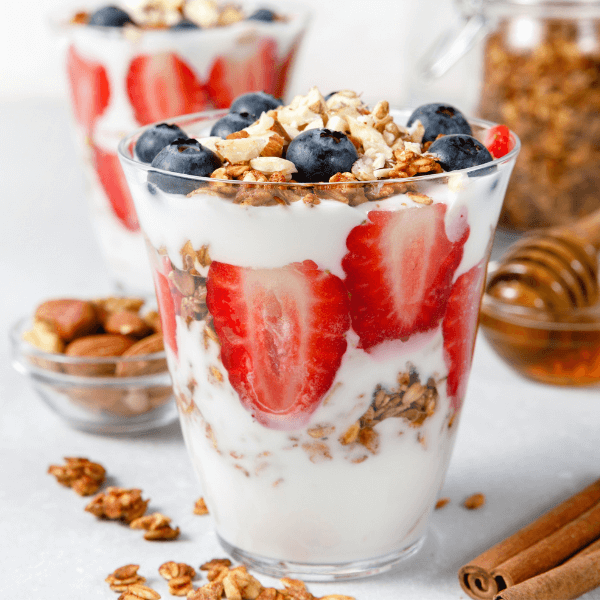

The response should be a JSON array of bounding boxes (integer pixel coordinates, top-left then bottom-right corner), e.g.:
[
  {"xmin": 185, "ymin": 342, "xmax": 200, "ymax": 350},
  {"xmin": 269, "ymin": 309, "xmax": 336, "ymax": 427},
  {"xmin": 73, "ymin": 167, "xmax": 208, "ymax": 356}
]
[
  {"xmin": 492, "ymin": 500, "xmax": 600, "ymax": 588},
  {"xmin": 458, "ymin": 478, "xmax": 600, "ymax": 600},
  {"xmin": 495, "ymin": 538, "xmax": 600, "ymax": 600}
]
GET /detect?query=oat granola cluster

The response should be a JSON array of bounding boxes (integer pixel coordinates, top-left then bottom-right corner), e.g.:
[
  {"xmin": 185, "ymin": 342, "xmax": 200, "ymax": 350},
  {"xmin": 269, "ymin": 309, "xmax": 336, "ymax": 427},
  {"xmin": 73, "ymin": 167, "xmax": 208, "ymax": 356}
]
[
  {"xmin": 480, "ymin": 19, "xmax": 600, "ymax": 230},
  {"xmin": 107, "ymin": 560, "xmax": 355, "ymax": 600},
  {"xmin": 47, "ymin": 457, "xmax": 107, "ymax": 496}
]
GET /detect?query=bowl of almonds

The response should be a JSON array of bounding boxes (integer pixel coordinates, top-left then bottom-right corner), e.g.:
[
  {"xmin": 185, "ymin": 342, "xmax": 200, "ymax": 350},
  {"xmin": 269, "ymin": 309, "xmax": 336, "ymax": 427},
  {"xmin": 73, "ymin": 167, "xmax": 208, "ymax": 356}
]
[{"xmin": 10, "ymin": 296, "xmax": 177, "ymax": 434}]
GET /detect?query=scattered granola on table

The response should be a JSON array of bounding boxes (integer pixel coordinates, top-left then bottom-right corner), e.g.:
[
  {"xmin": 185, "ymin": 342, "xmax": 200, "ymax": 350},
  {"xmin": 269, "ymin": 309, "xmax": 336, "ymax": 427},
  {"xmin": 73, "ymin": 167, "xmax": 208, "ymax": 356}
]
[
  {"xmin": 85, "ymin": 486, "xmax": 149, "ymax": 523},
  {"xmin": 159, "ymin": 561, "xmax": 196, "ymax": 596},
  {"xmin": 130, "ymin": 512, "xmax": 181, "ymax": 540},
  {"xmin": 106, "ymin": 564, "xmax": 146, "ymax": 592},
  {"xmin": 47, "ymin": 457, "xmax": 106, "ymax": 496},
  {"xmin": 194, "ymin": 497, "xmax": 209, "ymax": 515},
  {"xmin": 464, "ymin": 493, "xmax": 486, "ymax": 510},
  {"xmin": 117, "ymin": 583, "xmax": 161, "ymax": 600}
]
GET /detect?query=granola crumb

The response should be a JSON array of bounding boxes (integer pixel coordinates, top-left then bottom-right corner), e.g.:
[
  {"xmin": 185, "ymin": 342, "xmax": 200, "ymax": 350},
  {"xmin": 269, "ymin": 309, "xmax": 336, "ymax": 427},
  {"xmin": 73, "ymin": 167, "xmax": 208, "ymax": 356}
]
[
  {"xmin": 85, "ymin": 486, "xmax": 149, "ymax": 524},
  {"xmin": 117, "ymin": 583, "xmax": 161, "ymax": 600},
  {"xmin": 435, "ymin": 497, "xmax": 450, "ymax": 510},
  {"xmin": 463, "ymin": 493, "xmax": 486, "ymax": 510},
  {"xmin": 106, "ymin": 564, "xmax": 146, "ymax": 592},
  {"xmin": 48, "ymin": 457, "xmax": 106, "ymax": 496},
  {"xmin": 130, "ymin": 512, "xmax": 181, "ymax": 541},
  {"xmin": 194, "ymin": 497, "xmax": 209, "ymax": 515}
]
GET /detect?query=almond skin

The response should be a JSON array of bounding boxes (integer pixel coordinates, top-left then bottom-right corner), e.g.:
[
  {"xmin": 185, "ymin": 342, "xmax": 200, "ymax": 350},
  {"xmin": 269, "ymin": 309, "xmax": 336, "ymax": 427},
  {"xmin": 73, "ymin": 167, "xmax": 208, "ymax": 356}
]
[
  {"xmin": 35, "ymin": 299, "xmax": 98, "ymax": 342},
  {"xmin": 115, "ymin": 333, "xmax": 167, "ymax": 377},
  {"xmin": 104, "ymin": 310, "xmax": 152, "ymax": 338},
  {"xmin": 64, "ymin": 334, "xmax": 136, "ymax": 376}
]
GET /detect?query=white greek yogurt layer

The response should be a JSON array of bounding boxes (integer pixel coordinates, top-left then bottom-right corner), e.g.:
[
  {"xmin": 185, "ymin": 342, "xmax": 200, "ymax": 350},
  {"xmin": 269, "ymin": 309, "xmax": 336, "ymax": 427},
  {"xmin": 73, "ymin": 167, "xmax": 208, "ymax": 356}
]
[{"xmin": 126, "ymin": 169, "xmax": 505, "ymax": 563}]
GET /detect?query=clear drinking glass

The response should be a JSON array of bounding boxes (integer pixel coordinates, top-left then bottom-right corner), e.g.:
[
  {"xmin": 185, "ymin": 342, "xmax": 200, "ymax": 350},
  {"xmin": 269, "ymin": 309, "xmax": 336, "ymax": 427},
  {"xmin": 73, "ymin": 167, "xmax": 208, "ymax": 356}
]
[
  {"xmin": 118, "ymin": 109, "xmax": 519, "ymax": 579},
  {"xmin": 52, "ymin": 3, "xmax": 309, "ymax": 293}
]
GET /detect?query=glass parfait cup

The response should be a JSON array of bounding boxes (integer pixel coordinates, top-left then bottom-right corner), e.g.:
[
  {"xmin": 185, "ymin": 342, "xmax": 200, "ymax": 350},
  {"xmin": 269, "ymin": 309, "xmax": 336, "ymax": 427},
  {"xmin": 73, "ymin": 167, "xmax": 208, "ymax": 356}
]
[
  {"xmin": 118, "ymin": 109, "xmax": 519, "ymax": 579},
  {"xmin": 52, "ymin": 3, "xmax": 309, "ymax": 293}
]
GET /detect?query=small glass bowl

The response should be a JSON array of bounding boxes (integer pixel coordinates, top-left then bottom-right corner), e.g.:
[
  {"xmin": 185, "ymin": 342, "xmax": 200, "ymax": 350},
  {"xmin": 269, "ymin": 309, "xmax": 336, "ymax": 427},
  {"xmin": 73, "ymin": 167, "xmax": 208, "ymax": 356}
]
[
  {"xmin": 10, "ymin": 317, "xmax": 178, "ymax": 434},
  {"xmin": 479, "ymin": 267, "xmax": 600, "ymax": 386}
]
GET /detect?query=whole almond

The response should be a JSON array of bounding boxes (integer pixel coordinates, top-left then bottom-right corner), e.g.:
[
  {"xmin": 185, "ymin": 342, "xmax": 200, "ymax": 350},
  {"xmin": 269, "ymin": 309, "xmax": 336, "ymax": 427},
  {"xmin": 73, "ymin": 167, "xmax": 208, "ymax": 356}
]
[
  {"xmin": 104, "ymin": 311, "xmax": 151, "ymax": 338},
  {"xmin": 115, "ymin": 333, "xmax": 166, "ymax": 377},
  {"xmin": 64, "ymin": 334, "xmax": 136, "ymax": 376},
  {"xmin": 35, "ymin": 299, "xmax": 98, "ymax": 342}
]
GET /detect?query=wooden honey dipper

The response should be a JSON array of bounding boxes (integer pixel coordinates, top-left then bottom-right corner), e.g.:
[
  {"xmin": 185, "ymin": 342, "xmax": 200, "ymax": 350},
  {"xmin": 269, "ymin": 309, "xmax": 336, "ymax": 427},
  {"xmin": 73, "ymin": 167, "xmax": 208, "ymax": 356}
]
[{"xmin": 487, "ymin": 209, "xmax": 600, "ymax": 312}]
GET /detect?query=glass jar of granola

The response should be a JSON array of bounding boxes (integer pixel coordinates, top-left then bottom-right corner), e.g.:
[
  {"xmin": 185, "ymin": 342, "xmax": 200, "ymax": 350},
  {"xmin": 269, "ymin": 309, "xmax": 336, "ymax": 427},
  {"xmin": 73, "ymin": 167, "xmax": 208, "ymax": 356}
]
[{"xmin": 420, "ymin": 0, "xmax": 600, "ymax": 231}]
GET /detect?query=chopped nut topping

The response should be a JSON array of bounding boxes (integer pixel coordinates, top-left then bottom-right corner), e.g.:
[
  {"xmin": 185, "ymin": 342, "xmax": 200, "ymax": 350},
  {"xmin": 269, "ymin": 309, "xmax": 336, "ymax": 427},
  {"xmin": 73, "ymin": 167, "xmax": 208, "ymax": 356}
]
[
  {"xmin": 130, "ymin": 512, "xmax": 180, "ymax": 540},
  {"xmin": 106, "ymin": 564, "xmax": 146, "ymax": 592},
  {"xmin": 464, "ymin": 493, "xmax": 486, "ymax": 510},
  {"xmin": 194, "ymin": 497, "xmax": 209, "ymax": 515},
  {"xmin": 85, "ymin": 487, "xmax": 149, "ymax": 524},
  {"xmin": 48, "ymin": 457, "xmax": 106, "ymax": 496}
]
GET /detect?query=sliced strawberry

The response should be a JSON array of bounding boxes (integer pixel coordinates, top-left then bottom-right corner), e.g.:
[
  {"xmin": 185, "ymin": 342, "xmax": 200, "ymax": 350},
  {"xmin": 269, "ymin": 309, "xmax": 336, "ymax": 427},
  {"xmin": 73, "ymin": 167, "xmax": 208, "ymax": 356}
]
[
  {"xmin": 153, "ymin": 267, "xmax": 178, "ymax": 356},
  {"xmin": 272, "ymin": 38, "xmax": 301, "ymax": 99},
  {"xmin": 484, "ymin": 124, "xmax": 514, "ymax": 159},
  {"xmin": 66, "ymin": 44, "xmax": 110, "ymax": 133},
  {"xmin": 206, "ymin": 39, "xmax": 277, "ymax": 109},
  {"xmin": 91, "ymin": 144, "xmax": 139, "ymax": 231},
  {"xmin": 342, "ymin": 204, "xmax": 469, "ymax": 351},
  {"xmin": 126, "ymin": 53, "xmax": 209, "ymax": 126},
  {"xmin": 443, "ymin": 261, "xmax": 486, "ymax": 409},
  {"xmin": 206, "ymin": 260, "xmax": 350, "ymax": 430}
]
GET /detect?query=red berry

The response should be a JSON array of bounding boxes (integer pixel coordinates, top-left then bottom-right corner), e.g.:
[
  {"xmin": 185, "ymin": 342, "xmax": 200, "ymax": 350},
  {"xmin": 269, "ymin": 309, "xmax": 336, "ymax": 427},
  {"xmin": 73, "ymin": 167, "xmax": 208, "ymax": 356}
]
[
  {"xmin": 91, "ymin": 144, "xmax": 139, "ymax": 231},
  {"xmin": 153, "ymin": 266, "xmax": 178, "ymax": 356},
  {"xmin": 442, "ymin": 260, "xmax": 486, "ymax": 409},
  {"xmin": 206, "ymin": 39, "xmax": 277, "ymax": 109},
  {"xmin": 484, "ymin": 124, "xmax": 513, "ymax": 159},
  {"xmin": 126, "ymin": 53, "xmax": 208, "ymax": 126},
  {"xmin": 206, "ymin": 260, "xmax": 350, "ymax": 430},
  {"xmin": 342, "ymin": 204, "xmax": 469, "ymax": 351},
  {"xmin": 66, "ymin": 45, "xmax": 110, "ymax": 133}
]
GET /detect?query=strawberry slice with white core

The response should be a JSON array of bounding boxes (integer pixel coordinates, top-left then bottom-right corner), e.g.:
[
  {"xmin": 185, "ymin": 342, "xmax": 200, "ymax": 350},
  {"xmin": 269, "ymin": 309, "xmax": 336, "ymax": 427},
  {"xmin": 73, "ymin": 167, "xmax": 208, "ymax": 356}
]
[
  {"xmin": 91, "ymin": 144, "xmax": 139, "ymax": 231},
  {"xmin": 66, "ymin": 45, "xmax": 110, "ymax": 133},
  {"xmin": 126, "ymin": 53, "xmax": 208, "ymax": 126},
  {"xmin": 206, "ymin": 39, "xmax": 277, "ymax": 109},
  {"xmin": 206, "ymin": 260, "xmax": 350, "ymax": 430},
  {"xmin": 153, "ymin": 267, "xmax": 178, "ymax": 357},
  {"xmin": 443, "ymin": 260, "xmax": 486, "ymax": 410},
  {"xmin": 342, "ymin": 204, "xmax": 469, "ymax": 351}
]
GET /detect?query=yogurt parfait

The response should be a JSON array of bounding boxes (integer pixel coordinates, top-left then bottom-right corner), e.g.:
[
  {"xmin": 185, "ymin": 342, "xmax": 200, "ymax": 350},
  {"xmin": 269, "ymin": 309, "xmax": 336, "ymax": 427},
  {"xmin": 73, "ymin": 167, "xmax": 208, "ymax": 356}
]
[
  {"xmin": 54, "ymin": 0, "xmax": 309, "ymax": 293},
  {"xmin": 118, "ymin": 89, "xmax": 519, "ymax": 579}
]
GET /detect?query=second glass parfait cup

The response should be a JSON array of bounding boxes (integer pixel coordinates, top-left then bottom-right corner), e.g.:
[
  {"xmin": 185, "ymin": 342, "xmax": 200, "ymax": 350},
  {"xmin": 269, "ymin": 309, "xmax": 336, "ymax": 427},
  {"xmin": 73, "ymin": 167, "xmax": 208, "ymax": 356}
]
[{"xmin": 118, "ymin": 106, "xmax": 519, "ymax": 580}]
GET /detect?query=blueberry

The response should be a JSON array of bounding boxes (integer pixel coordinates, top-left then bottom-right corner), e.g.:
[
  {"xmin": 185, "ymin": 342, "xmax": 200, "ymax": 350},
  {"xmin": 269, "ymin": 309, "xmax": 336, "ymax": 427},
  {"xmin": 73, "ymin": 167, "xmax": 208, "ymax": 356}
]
[
  {"xmin": 229, "ymin": 92, "xmax": 282, "ymax": 120},
  {"xmin": 171, "ymin": 19, "xmax": 200, "ymax": 30},
  {"xmin": 148, "ymin": 138, "xmax": 222, "ymax": 194},
  {"xmin": 286, "ymin": 129, "xmax": 358, "ymax": 183},
  {"xmin": 247, "ymin": 9, "xmax": 275, "ymax": 22},
  {"xmin": 407, "ymin": 103, "xmax": 472, "ymax": 143},
  {"xmin": 135, "ymin": 123, "xmax": 188, "ymax": 163},
  {"xmin": 210, "ymin": 112, "xmax": 255, "ymax": 138},
  {"xmin": 428, "ymin": 134, "xmax": 494, "ymax": 175},
  {"xmin": 324, "ymin": 91, "xmax": 339, "ymax": 100},
  {"xmin": 88, "ymin": 5, "xmax": 133, "ymax": 27}
]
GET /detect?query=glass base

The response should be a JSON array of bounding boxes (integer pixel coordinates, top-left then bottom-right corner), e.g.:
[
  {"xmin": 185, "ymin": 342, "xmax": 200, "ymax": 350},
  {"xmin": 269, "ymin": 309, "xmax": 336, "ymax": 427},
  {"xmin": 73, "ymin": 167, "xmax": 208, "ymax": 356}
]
[{"xmin": 217, "ymin": 533, "xmax": 425, "ymax": 581}]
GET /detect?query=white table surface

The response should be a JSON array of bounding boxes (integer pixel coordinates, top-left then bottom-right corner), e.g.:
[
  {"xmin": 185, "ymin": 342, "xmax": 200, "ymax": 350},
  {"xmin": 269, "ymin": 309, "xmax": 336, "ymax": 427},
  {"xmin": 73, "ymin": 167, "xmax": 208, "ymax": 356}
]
[{"xmin": 2, "ymin": 98, "xmax": 599, "ymax": 600}]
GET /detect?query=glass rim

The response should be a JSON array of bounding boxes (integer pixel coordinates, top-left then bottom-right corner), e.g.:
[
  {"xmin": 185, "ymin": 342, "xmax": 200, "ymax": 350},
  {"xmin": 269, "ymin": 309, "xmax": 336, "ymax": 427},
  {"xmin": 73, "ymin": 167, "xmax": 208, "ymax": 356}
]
[
  {"xmin": 117, "ymin": 108, "xmax": 521, "ymax": 188},
  {"xmin": 48, "ymin": 0, "xmax": 311, "ymax": 36},
  {"xmin": 9, "ymin": 316, "xmax": 167, "ymax": 365}
]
